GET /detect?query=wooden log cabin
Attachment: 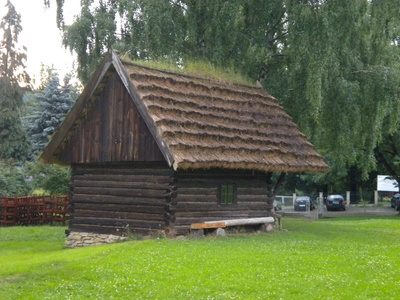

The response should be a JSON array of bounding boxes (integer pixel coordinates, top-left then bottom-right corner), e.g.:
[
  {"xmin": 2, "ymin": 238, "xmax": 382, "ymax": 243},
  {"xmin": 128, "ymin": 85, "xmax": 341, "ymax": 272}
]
[{"xmin": 40, "ymin": 51, "xmax": 329, "ymax": 238}]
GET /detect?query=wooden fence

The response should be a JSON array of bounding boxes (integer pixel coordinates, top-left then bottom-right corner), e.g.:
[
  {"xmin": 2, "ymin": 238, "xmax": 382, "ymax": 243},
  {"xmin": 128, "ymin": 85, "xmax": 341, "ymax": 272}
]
[{"xmin": 0, "ymin": 195, "xmax": 69, "ymax": 226}]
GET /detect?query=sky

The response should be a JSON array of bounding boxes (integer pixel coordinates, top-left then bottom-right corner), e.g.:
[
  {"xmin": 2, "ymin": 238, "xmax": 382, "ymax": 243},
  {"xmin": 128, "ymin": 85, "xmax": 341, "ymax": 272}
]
[{"xmin": 0, "ymin": 0, "xmax": 81, "ymax": 86}]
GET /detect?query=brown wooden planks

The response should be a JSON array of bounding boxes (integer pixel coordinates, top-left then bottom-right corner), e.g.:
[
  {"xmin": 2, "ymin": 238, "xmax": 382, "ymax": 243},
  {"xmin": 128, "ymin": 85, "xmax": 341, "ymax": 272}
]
[{"xmin": 59, "ymin": 74, "xmax": 166, "ymax": 164}]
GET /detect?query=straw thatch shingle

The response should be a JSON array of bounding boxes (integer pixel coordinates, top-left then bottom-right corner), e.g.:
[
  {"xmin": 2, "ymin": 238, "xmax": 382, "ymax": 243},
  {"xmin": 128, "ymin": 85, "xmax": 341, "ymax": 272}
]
[{"xmin": 41, "ymin": 51, "xmax": 328, "ymax": 173}]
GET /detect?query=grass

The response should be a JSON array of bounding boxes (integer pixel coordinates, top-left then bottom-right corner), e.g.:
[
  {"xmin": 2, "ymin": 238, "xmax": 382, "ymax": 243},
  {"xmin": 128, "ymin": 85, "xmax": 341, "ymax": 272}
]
[
  {"xmin": 1, "ymin": 216, "xmax": 400, "ymax": 299},
  {"xmin": 121, "ymin": 55, "xmax": 255, "ymax": 87}
]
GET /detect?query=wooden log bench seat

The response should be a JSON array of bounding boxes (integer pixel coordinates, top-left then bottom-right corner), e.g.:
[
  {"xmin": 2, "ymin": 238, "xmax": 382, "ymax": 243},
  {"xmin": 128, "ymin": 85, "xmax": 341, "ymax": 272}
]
[{"xmin": 190, "ymin": 216, "xmax": 279, "ymax": 237}]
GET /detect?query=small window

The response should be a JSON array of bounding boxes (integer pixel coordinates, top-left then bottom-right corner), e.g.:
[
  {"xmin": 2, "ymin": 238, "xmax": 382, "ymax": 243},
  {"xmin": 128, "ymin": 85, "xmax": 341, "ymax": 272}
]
[{"xmin": 219, "ymin": 184, "xmax": 236, "ymax": 205}]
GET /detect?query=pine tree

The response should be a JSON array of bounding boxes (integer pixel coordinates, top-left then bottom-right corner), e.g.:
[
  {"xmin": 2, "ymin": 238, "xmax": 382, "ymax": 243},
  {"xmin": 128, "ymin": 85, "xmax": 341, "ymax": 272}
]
[
  {"xmin": 26, "ymin": 73, "xmax": 77, "ymax": 154},
  {"xmin": 0, "ymin": 0, "xmax": 31, "ymax": 161}
]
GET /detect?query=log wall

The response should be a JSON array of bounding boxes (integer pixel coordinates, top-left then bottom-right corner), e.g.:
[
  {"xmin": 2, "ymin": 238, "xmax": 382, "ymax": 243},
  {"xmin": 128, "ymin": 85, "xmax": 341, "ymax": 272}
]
[
  {"xmin": 68, "ymin": 164, "xmax": 271, "ymax": 237},
  {"xmin": 69, "ymin": 162, "xmax": 175, "ymax": 236},
  {"xmin": 172, "ymin": 169, "xmax": 271, "ymax": 235}
]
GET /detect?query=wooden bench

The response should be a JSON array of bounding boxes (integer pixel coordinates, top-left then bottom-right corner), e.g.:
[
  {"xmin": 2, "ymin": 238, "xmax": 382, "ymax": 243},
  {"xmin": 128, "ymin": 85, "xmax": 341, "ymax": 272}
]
[{"xmin": 190, "ymin": 217, "xmax": 279, "ymax": 236}]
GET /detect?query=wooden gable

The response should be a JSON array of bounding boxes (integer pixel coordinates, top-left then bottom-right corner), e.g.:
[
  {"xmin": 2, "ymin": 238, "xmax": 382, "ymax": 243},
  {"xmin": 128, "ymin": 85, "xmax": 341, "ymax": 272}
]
[{"xmin": 56, "ymin": 70, "xmax": 165, "ymax": 164}]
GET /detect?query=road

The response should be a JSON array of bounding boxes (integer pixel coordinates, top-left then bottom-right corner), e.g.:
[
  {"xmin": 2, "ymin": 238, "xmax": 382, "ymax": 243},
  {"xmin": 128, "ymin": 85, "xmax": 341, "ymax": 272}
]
[{"xmin": 282, "ymin": 204, "xmax": 399, "ymax": 219}]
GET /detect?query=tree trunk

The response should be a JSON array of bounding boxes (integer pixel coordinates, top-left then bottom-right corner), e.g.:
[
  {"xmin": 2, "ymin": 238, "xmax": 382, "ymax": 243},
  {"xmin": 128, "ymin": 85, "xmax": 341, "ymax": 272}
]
[{"xmin": 266, "ymin": 172, "xmax": 286, "ymax": 213}]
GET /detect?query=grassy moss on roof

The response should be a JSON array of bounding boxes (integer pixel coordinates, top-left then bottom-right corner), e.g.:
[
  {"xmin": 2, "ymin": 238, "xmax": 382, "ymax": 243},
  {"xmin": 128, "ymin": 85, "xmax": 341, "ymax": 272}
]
[{"xmin": 119, "ymin": 54, "xmax": 256, "ymax": 87}]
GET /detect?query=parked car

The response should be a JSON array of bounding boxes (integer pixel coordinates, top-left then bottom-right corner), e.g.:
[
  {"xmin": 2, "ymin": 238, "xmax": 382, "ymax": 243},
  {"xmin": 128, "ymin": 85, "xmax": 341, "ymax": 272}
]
[
  {"xmin": 294, "ymin": 196, "xmax": 315, "ymax": 211},
  {"xmin": 325, "ymin": 194, "xmax": 346, "ymax": 211},
  {"xmin": 391, "ymin": 193, "xmax": 400, "ymax": 209}
]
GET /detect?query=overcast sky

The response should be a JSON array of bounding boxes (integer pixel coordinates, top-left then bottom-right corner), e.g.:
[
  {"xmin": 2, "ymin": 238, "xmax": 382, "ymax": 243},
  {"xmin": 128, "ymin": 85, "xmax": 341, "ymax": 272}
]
[{"xmin": 0, "ymin": 0, "xmax": 81, "ymax": 85}]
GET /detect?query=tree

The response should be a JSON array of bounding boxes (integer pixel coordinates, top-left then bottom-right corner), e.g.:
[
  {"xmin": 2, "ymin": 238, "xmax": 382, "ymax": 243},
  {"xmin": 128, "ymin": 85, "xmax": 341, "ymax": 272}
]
[
  {"xmin": 0, "ymin": 79, "xmax": 31, "ymax": 161},
  {"xmin": 25, "ymin": 160, "xmax": 71, "ymax": 195},
  {"xmin": 47, "ymin": 0, "xmax": 400, "ymax": 194},
  {"xmin": 50, "ymin": 0, "xmax": 286, "ymax": 84},
  {"xmin": 375, "ymin": 132, "xmax": 400, "ymax": 185},
  {"xmin": 60, "ymin": 0, "xmax": 117, "ymax": 83},
  {"xmin": 0, "ymin": 0, "xmax": 31, "ymax": 161},
  {"xmin": 281, "ymin": 0, "xmax": 400, "ymax": 183},
  {"xmin": 25, "ymin": 72, "xmax": 77, "ymax": 155},
  {"xmin": 0, "ymin": 0, "xmax": 30, "ymax": 84},
  {"xmin": 0, "ymin": 160, "xmax": 31, "ymax": 196}
]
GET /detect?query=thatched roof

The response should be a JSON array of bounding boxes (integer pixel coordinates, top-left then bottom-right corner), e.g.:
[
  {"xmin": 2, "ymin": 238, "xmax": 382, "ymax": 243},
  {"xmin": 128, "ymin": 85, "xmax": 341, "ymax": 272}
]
[{"xmin": 41, "ymin": 51, "xmax": 329, "ymax": 173}]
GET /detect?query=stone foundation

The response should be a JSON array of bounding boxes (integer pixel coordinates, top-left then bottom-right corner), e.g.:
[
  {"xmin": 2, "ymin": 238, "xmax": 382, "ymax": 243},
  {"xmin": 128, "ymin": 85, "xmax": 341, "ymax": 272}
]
[
  {"xmin": 65, "ymin": 231, "xmax": 128, "ymax": 248},
  {"xmin": 65, "ymin": 221, "xmax": 278, "ymax": 248}
]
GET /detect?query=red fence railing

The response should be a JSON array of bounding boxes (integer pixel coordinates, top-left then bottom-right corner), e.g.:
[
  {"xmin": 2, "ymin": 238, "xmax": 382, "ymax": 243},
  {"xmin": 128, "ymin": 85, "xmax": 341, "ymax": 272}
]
[{"xmin": 0, "ymin": 195, "xmax": 69, "ymax": 226}]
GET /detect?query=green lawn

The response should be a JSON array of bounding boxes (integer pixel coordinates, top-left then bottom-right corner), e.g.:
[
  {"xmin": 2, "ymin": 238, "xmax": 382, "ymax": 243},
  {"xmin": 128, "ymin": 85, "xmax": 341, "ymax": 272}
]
[{"xmin": 1, "ymin": 216, "xmax": 399, "ymax": 299}]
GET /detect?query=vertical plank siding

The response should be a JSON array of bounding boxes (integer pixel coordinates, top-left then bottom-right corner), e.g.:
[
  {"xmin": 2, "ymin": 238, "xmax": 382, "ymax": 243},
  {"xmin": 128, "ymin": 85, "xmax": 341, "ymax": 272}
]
[
  {"xmin": 69, "ymin": 162, "xmax": 175, "ymax": 235},
  {"xmin": 58, "ymin": 73, "xmax": 165, "ymax": 164},
  {"xmin": 172, "ymin": 170, "xmax": 270, "ymax": 235}
]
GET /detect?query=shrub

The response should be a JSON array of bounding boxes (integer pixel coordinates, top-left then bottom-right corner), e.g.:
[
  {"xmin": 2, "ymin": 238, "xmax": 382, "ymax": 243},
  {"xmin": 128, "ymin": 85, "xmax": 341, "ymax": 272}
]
[
  {"xmin": 25, "ymin": 161, "xmax": 70, "ymax": 195},
  {"xmin": 0, "ymin": 160, "xmax": 32, "ymax": 196}
]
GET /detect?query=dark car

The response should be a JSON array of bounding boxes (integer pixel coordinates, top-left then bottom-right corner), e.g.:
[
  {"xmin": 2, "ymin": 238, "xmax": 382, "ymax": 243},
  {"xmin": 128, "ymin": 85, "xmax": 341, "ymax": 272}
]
[
  {"xmin": 391, "ymin": 193, "xmax": 400, "ymax": 209},
  {"xmin": 326, "ymin": 195, "xmax": 346, "ymax": 211},
  {"xmin": 294, "ymin": 196, "xmax": 315, "ymax": 211}
]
